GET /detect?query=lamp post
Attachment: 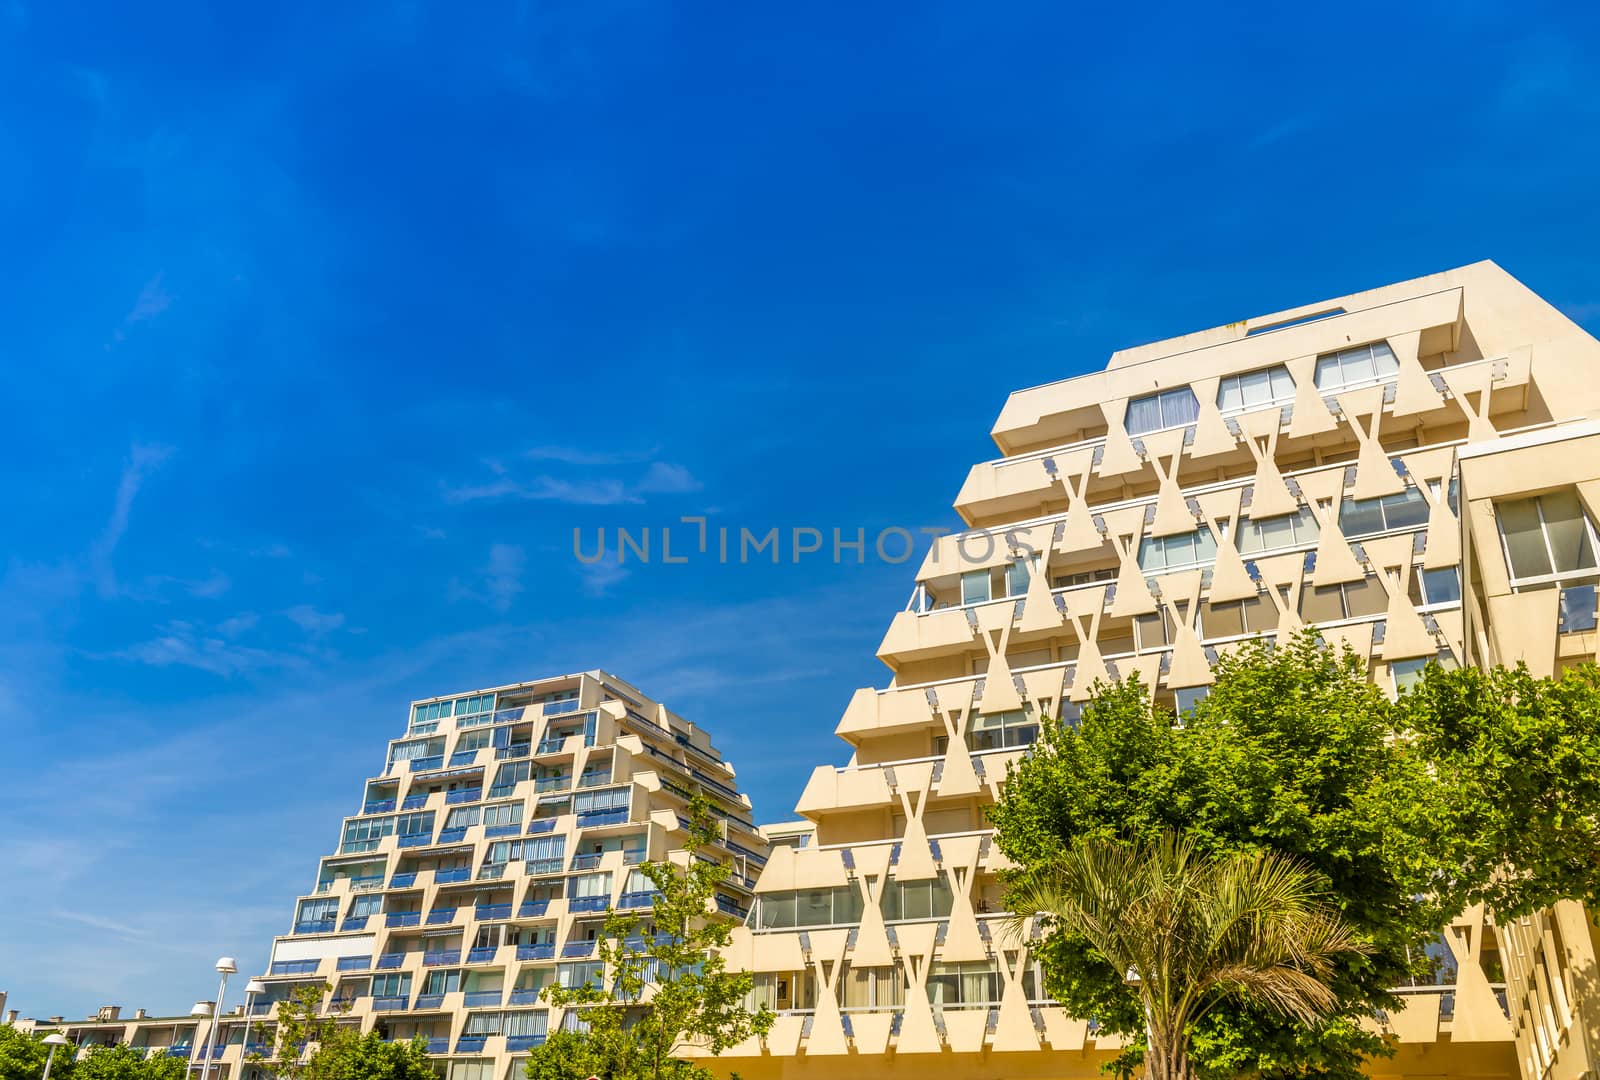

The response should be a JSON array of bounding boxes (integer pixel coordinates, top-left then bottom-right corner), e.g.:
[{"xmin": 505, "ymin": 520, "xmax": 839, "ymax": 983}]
[
  {"xmin": 241, "ymin": 980, "xmax": 266, "ymax": 1058},
  {"xmin": 196, "ymin": 957, "xmax": 238, "ymax": 1080},
  {"xmin": 40, "ymin": 1033, "xmax": 70, "ymax": 1080}
]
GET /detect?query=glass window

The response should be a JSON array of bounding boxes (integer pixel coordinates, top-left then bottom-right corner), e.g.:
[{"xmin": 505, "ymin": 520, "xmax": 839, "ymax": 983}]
[
  {"xmin": 340, "ymin": 816, "xmax": 395, "ymax": 853},
  {"xmin": 570, "ymin": 872, "xmax": 612, "ymax": 899},
  {"xmin": 1235, "ymin": 508, "xmax": 1319, "ymax": 554},
  {"xmin": 753, "ymin": 885, "xmax": 863, "ymax": 929},
  {"xmin": 1392, "ymin": 659, "xmax": 1430, "ymax": 694},
  {"xmin": 1420, "ymin": 567, "xmax": 1461, "ymax": 607},
  {"xmin": 1174, "ymin": 687, "xmax": 1208, "ymax": 715},
  {"xmin": 396, "ymin": 812, "xmax": 435, "ymax": 838},
  {"xmin": 557, "ymin": 962, "xmax": 605, "ymax": 989},
  {"xmin": 349, "ymin": 893, "xmax": 383, "ymax": 918},
  {"xmin": 841, "ymin": 965, "xmax": 906, "ymax": 1010},
  {"xmin": 967, "ymin": 709, "xmax": 1039, "ymax": 751},
  {"xmin": 483, "ymin": 802, "xmax": 522, "ymax": 827},
  {"xmin": 1299, "ymin": 584, "xmax": 1347, "ymax": 625},
  {"xmin": 1217, "ymin": 365, "xmax": 1295, "ymax": 414},
  {"xmin": 1006, "ymin": 560, "xmax": 1031, "ymax": 598},
  {"xmin": 455, "ymin": 729, "xmax": 491, "ymax": 753},
  {"xmin": 444, "ymin": 806, "xmax": 481, "ymax": 829},
  {"xmin": 373, "ymin": 973, "xmax": 411, "ymax": 998},
  {"xmin": 1125, "ymin": 387, "xmax": 1201, "ymax": 436},
  {"xmin": 880, "ymin": 877, "xmax": 956, "ymax": 922},
  {"xmin": 1314, "ymin": 341, "xmax": 1400, "ymax": 393},
  {"xmin": 926, "ymin": 962, "xmax": 1001, "ymax": 1008},
  {"xmin": 1338, "ymin": 486, "xmax": 1429, "ymax": 538},
  {"xmin": 960, "ymin": 569, "xmax": 991, "ymax": 606},
  {"xmin": 424, "ymin": 969, "xmax": 462, "ymax": 994},
  {"xmin": 1138, "ymin": 527, "xmax": 1218, "ymax": 573},
  {"xmin": 1497, "ymin": 492, "xmax": 1600, "ymax": 586}
]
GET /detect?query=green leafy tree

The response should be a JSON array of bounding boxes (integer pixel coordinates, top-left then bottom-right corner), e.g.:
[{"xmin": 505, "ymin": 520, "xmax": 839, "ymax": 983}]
[
  {"xmin": 527, "ymin": 795, "xmax": 774, "ymax": 1080},
  {"xmin": 0, "ymin": 1025, "xmax": 76, "ymax": 1080},
  {"xmin": 1005, "ymin": 832, "xmax": 1368, "ymax": 1080},
  {"xmin": 989, "ymin": 632, "xmax": 1461, "ymax": 1080},
  {"xmin": 1399, "ymin": 661, "xmax": 1600, "ymax": 917},
  {"xmin": 75, "ymin": 1044, "xmax": 185, "ymax": 1080},
  {"xmin": 303, "ymin": 1031, "xmax": 433, "ymax": 1080},
  {"xmin": 249, "ymin": 983, "xmax": 343, "ymax": 1080}
]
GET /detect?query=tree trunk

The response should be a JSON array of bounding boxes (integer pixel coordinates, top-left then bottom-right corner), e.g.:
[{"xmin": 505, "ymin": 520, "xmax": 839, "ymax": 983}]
[{"xmin": 1146, "ymin": 1030, "xmax": 1196, "ymax": 1080}]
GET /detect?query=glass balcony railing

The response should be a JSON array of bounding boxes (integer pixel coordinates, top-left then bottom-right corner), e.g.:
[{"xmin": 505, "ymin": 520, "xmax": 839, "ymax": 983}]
[
  {"xmin": 425, "ymin": 908, "xmax": 458, "ymax": 925},
  {"xmin": 508, "ymin": 989, "xmax": 543, "ymax": 1005},
  {"xmin": 618, "ymin": 890, "xmax": 658, "ymax": 909},
  {"xmin": 425, "ymin": 1037, "xmax": 448, "ymax": 1054},
  {"xmin": 362, "ymin": 799, "xmax": 396, "ymax": 814},
  {"xmin": 371, "ymin": 996, "xmax": 407, "ymax": 1012},
  {"xmin": 423, "ymin": 949, "xmax": 461, "ymax": 966},
  {"xmin": 463, "ymin": 990, "xmax": 502, "ymax": 1007},
  {"xmin": 1559, "ymin": 583, "xmax": 1599, "ymax": 633},
  {"xmin": 455, "ymin": 1036, "xmax": 489, "ymax": 1053},
  {"xmin": 410, "ymin": 756, "xmax": 445, "ymax": 772},
  {"xmin": 269, "ymin": 959, "xmax": 320, "ymax": 975},
  {"xmin": 476, "ymin": 902, "xmax": 512, "ymax": 920},
  {"xmin": 377, "ymin": 952, "xmax": 405, "ymax": 969},
  {"xmin": 517, "ymin": 943, "xmax": 556, "ymax": 960},
  {"xmin": 561, "ymin": 941, "xmax": 597, "ymax": 958},
  {"xmin": 293, "ymin": 919, "xmax": 335, "ymax": 934},
  {"xmin": 506, "ymin": 1034, "xmax": 546, "ymax": 1051},
  {"xmin": 467, "ymin": 946, "xmax": 497, "ymax": 963},
  {"xmin": 344, "ymin": 913, "xmax": 371, "ymax": 930},
  {"xmin": 390, "ymin": 872, "xmax": 418, "ymax": 888},
  {"xmin": 398, "ymin": 833, "xmax": 433, "ymax": 848},
  {"xmin": 401, "ymin": 794, "xmax": 428, "ymax": 810},
  {"xmin": 386, "ymin": 912, "xmax": 421, "ymax": 928},
  {"xmin": 519, "ymin": 899, "xmax": 552, "ymax": 918},
  {"xmin": 437, "ymin": 827, "xmax": 468, "ymax": 844},
  {"xmin": 447, "ymin": 751, "xmax": 479, "ymax": 768},
  {"xmin": 568, "ymin": 896, "xmax": 608, "ymax": 913},
  {"xmin": 336, "ymin": 955, "xmax": 370, "ymax": 971},
  {"xmin": 576, "ymin": 807, "xmax": 629, "ymax": 828},
  {"xmin": 569, "ymin": 852, "xmax": 604, "ymax": 871},
  {"xmin": 535, "ymin": 739, "xmax": 570, "ymax": 755},
  {"xmin": 485, "ymin": 823, "xmax": 521, "ymax": 838},
  {"xmin": 413, "ymin": 994, "xmax": 445, "ymax": 1011},
  {"xmin": 526, "ymin": 819, "xmax": 557, "ymax": 835},
  {"xmin": 445, "ymin": 788, "xmax": 481, "ymax": 805}
]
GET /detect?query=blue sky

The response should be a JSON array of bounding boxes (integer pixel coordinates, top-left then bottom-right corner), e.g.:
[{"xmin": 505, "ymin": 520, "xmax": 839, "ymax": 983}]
[{"xmin": 3, "ymin": 0, "xmax": 1599, "ymax": 1019}]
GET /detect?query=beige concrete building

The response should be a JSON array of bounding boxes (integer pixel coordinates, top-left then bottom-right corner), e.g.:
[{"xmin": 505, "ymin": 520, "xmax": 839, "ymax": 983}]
[
  {"xmin": 13, "ymin": 671, "xmax": 768, "ymax": 1080},
  {"xmin": 14, "ymin": 262, "xmax": 1600, "ymax": 1080},
  {"xmin": 710, "ymin": 261, "xmax": 1600, "ymax": 1080}
]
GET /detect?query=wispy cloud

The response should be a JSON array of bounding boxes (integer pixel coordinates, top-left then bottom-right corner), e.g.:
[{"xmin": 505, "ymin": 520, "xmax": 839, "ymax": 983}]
[
  {"xmin": 485, "ymin": 544, "xmax": 525, "ymax": 611},
  {"xmin": 444, "ymin": 452, "xmax": 701, "ymax": 507},
  {"xmin": 525, "ymin": 445, "xmax": 659, "ymax": 466},
  {"xmin": 53, "ymin": 909, "xmax": 150, "ymax": 939},
  {"xmin": 285, "ymin": 605, "xmax": 346, "ymax": 634},
  {"xmin": 108, "ymin": 272, "xmax": 173, "ymax": 346},
  {"xmin": 577, "ymin": 559, "xmax": 630, "ymax": 597},
  {"xmin": 111, "ymin": 620, "xmax": 305, "ymax": 677},
  {"xmin": 217, "ymin": 612, "xmax": 259, "ymax": 636},
  {"xmin": 91, "ymin": 443, "xmax": 173, "ymax": 597}
]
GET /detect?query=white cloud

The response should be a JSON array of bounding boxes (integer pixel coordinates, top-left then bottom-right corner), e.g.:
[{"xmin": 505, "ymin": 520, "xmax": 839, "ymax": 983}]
[
  {"xmin": 486, "ymin": 544, "xmax": 525, "ymax": 611},
  {"xmin": 524, "ymin": 445, "xmax": 658, "ymax": 466},
  {"xmin": 635, "ymin": 461, "xmax": 701, "ymax": 495},
  {"xmin": 578, "ymin": 559, "xmax": 630, "ymax": 597},
  {"xmin": 91, "ymin": 443, "xmax": 173, "ymax": 597},
  {"xmin": 285, "ymin": 605, "xmax": 346, "ymax": 634}
]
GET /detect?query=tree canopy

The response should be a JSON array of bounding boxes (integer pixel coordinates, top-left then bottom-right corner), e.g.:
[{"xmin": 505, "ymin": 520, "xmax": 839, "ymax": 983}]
[
  {"xmin": 0, "ymin": 1025, "xmax": 75, "ymax": 1080},
  {"xmin": 990, "ymin": 631, "xmax": 1600, "ymax": 1080}
]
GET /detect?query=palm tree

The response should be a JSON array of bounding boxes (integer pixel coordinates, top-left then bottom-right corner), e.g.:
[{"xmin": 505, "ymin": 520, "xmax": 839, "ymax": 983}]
[{"xmin": 1004, "ymin": 832, "xmax": 1368, "ymax": 1080}]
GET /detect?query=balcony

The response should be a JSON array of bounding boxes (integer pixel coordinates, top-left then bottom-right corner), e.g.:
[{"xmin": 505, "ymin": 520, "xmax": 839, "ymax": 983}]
[
  {"xmin": 455, "ymin": 1036, "xmax": 489, "ymax": 1053},
  {"xmin": 561, "ymin": 941, "xmax": 597, "ymax": 958},
  {"xmin": 724, "ymin": 840, "xmax": 767, "ymax": 866},
  {"xmin": 293, "ymin": 919, "xmax": 336, "ymax": 935},
  {"xmin": 445, "ymin": 788, "xmax": 481, "ymax": 805},
  {"xmin": 535, "ymin": 738, "xmax": 570, "ymax": 755},
  {"xmin": 372, "ymin": 997, "xmax": 407, "ymax": 1012},
  {"xmin": 496, "ymin": 744, "xmax": 531, "ymax": 760},
  {"xmin": 463, "ymin": 990, "xmax": 502, "ymax": 1007},
  {"xmin": 398, "ymin": 833, "xmax": 434, "ymax": 849},
  {"xmin": 377, "ymin": 952, "xmax": 406, "ymax": 969},
  {"xmin": 389, "ymin": 872, "xmax": 418, "ymax": 888},
  {"xmin": 618, "ymin": 891, "xmax": 657, "ymax": 910},
  {"xmin": 576, "ymin": 808, "xmax": 629, "ymax": 828},
  {"xmin": 422, "ymin": 949, "xmax": 461, "ymax": 966},
  {"xmin": 478, "ymin": 863, "xmax": 508, "ymax": 880},
  {"xmin": 526, "ymin": 819, "xmax": 557, "ymax": 835},
  {"xmin": 350, "ymin": 874, "xmax": 385, "ymax": 890},
  {"xmin": 568, "ymin": 896, "xmax": 608, "ymax": 913},
  {"xmin": 164, "ymin": 1047, "xmax": 193, "ymax": 1059},
  {"xmin": 534, "ymin": 776, "xmax": 569, "ymax": 792},
  {"xmin": 410, "ymin": 755, "xmax": 445, "ymax": 772},
  {"xmin": 244, "ymin": 1042, "xmax": 272, "ymax": 1056},
  {"xmin": 413, "ymin": 994, "xmax": 445, "ymax": 1011},
  {"xmin": 435, "ymin": 867, "xmax": 471, "ymax": 884},
  {"xmin": 715, "ymin": 895, "xmax": 748, "ymax": 919},
  {"xmin": 517, "ymin": 943, "xmax": 556, "ymax": 961},
  {"xmin": 544, "ymin": 699, "xmax": 581, "ymax": 716},
  {"xmin": 448, "ymin": 751, "xmax": 480, "ymax": 768},
  {"xmin": 401, "ymin": 794, "xmax": 428, "ymax": 810},
  {"xmin": 336, "ymin": 955, "xmax": 370, "ymax": 971},
  {"xmin": 508, "ymin": 989, "xmax": 543, "ymax": 1005},
  {"xmin": 570, "ymin": 852, "xmax": 604, "ymax": 871},
  {"xmin": 386, "ymin": 912, "xmax": 422, "ymax": 928},
  {"xmin": 621, "ymin": 848, "xmax": 647, "ymax": 866},
  {"xmin": 437, "ymin": 827, "xmax": 468, "ymax": 844},
  {"xmin": 269, "ymin": 959, "xmax": 319, "ymax": 975},
  {"xmin": 518, "ymin": 900, "xmax": 552, "ymax": 919},
  {"xmin": 425, "ymin": 908, "xmax": 458, "ymax": 925},
  {"xmin": 485, "ymin": 823, "xmax": 521, "ymax": 838},
  {"xmin": 476, "ymin": 902, "xmax": 512, "ymax": 921},
  {"xmin": 425, "ymin": 1037, "xmax": 449, "ymax": 1054},
  {"xmin": 362, "ymin": 799, "xmax": 396, "ymax": 814},
  {"xmin": 467, "ymin": 946, "xmax": 497, "ymax": 964},
  {"xmin": 506, "ymin": 1034, "xmax": 547, "ymax": 1051}
]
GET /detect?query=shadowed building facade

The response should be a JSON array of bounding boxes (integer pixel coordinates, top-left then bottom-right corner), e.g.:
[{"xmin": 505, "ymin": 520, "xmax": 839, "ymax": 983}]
[{"xmin": 710, "ymin": 261, "xmax": 1600, "ymax": 1080}]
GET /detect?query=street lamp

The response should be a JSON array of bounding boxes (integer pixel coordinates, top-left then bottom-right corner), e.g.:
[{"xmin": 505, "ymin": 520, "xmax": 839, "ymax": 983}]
[
  {"xmin": 241, "ymin": 980, "xmax": 267, "ymax": 1057},
  {"xmin": 196, "ymin": 957, "xmax": 238, "ymax": 1080},
  {"xmin": 41, "ymin": 1033, "xmax": 70, "ymax": 1080}
]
